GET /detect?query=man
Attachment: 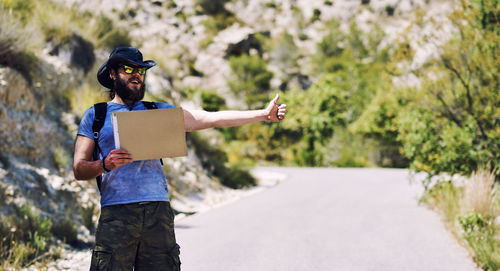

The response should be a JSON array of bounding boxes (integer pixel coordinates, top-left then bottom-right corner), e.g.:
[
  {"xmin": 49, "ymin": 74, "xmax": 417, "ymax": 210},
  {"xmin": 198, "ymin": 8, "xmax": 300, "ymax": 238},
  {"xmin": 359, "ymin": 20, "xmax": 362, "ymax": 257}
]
[{"xmin": 73, "ymin": 47, "xmax": 287, "ymax": 271}]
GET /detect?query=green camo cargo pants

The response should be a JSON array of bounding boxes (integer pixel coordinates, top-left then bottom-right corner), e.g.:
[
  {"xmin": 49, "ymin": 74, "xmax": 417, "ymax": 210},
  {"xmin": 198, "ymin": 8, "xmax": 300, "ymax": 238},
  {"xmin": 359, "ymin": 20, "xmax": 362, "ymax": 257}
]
[{"xmin": 90, "ymin": 201, "xmax": 181, "ymax": 271}]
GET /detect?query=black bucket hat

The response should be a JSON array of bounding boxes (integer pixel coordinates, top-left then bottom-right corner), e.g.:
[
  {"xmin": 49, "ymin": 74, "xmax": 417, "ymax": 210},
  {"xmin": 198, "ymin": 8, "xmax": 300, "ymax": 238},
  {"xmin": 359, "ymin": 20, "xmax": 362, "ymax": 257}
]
[{"xmin": 97, "ymin": 47, "xmax": 156, "ymax": 89}]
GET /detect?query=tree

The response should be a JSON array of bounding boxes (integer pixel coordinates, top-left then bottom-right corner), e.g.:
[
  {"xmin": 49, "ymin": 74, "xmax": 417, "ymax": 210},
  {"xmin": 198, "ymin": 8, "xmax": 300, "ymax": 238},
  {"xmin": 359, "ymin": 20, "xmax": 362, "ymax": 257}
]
[{"xmin": 397, "ymin": 0, "xmax": 499, "ymax": 177}]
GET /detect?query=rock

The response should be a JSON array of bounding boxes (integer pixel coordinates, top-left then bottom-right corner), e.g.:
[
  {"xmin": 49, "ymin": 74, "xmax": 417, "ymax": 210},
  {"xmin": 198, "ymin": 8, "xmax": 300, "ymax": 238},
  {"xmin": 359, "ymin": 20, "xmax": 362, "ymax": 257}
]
[
  {"xmin": 48, "ymin": 34, "xmax": 95, "ymax": 74},
  {"xmin": 69, "ymin": 35, "xmax": 96, "ymax": 74}
]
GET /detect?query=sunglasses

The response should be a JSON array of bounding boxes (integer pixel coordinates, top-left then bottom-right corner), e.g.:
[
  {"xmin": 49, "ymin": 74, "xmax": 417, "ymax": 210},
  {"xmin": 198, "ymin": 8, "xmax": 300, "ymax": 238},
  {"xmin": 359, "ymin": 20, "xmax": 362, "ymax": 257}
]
[{"xmin": 121, "ymin": 65, "xmax": 146, "ymax": 75}]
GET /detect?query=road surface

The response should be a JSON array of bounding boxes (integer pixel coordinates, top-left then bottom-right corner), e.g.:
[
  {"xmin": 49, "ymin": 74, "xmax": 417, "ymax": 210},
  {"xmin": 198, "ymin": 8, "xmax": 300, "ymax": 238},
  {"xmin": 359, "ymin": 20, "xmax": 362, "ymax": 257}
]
[{"xmin": 175, "ymin": 167, "xmax": 478, "ymax": 271}]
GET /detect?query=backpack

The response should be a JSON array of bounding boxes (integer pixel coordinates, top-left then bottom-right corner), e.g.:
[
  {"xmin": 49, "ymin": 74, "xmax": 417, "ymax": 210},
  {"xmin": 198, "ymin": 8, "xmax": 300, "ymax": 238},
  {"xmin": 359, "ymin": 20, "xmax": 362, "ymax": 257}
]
[{"xmin": 92, "ymin": 101, "xmax": 160, "ymax": 192}]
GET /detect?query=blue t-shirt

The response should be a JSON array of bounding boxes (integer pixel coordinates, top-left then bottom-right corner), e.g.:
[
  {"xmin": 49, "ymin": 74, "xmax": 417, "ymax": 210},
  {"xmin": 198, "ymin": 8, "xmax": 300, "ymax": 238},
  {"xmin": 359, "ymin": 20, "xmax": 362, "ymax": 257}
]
[{"xmin": 77, "ymin": 101, "xmax": 176, "ymax": 207}]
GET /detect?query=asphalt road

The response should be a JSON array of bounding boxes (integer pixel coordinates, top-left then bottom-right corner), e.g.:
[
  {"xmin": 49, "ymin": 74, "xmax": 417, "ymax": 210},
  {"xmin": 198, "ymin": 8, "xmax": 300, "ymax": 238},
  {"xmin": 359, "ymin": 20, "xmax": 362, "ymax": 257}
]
[{"xmin": 175, "ymin": 167, "xmax": 479, "ymax": 271}]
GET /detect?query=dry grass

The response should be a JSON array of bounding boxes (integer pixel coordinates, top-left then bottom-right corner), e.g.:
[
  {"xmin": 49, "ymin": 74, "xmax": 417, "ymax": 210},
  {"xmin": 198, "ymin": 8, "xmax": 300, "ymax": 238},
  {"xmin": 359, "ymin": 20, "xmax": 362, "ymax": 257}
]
[
  {"xmin": 463, "ymin": 167, "xmax": 496, "ymax": 217},
  {"xmin": 0, "ymin": 8, "xmax": 42, "ymax": 83},
  {"xmin": 422, "ymin": 167, "xmax": 500, "ymax": 270},
  {"xmin": 64, "ymin": 83, "xmax": 108, "ymax": 116}
]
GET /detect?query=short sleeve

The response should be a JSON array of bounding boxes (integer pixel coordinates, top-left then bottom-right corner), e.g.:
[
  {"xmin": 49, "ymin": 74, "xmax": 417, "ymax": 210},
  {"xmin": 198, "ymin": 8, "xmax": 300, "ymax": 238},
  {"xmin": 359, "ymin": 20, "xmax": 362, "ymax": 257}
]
[
  {"xmin": 156, "ymin": 102, "xmax": 176, "ymax": 109},
  {"xmin": 77, "ymin": 106, "xmax": 95, "ymax": 139}
]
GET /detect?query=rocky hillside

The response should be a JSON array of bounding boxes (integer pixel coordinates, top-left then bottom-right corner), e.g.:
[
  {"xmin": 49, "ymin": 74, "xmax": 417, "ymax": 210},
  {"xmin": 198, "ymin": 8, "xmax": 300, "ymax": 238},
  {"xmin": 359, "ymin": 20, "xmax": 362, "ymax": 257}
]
[
  {"xmin": 56, "ymin": 0, "xmax": 454, "ymax": 103},
  {"xmin": 0, "ymin": 0, "xmax": 457, "ymax": 267}
]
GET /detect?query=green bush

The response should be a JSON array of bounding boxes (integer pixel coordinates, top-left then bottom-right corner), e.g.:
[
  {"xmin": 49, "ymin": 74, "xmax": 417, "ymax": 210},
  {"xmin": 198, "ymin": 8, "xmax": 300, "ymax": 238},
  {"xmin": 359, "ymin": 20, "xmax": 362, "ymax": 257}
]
[
  {"xmin": 315, "ymin": 20, "xmax": 344, "ymax": 61},
  {"xmin": 420, "ymin": 180, "xmax": 461, "ymax": 223},
  {"xmin": 52, "ymin": 145, "xmax": 70, "ymax": 171},
  {"xmin": 459, "ymin": 213, "xmax": 500, "ymax": 270},
  {"xmin": 223, "ymin": 164, "xmax": 256, "ymax": 189},
  {"xmin": 196, "ymin": 0, "xmax": 230, "ymax": 15},
  {"xmin": 201, "ymin": 91, "xmax": 226, "ymax": 112},
  {"xmin": 398, "ymin": 108, "xmax": 482, "ymax": 175},
  {"xmin": 98, "ymin": 28, "xmax": 132, "ymax": 50},
  {"xmin": 35, "ymin": 0, "xmax": 78, "ymax": 44},
  {"xmin": 421, "ymin": 168, "xmax": 500, "ymax": 270},
  {"xmin": 92, "ymin": 15, "xmax": 114, "ymax": 41},
  {"xmin": 188, "ymin": 132, "xmax": 256, "ymax": 189},
  {"xmin": 311, "ymin": 8, "xmax": 321, "ymax": 22},
  {"xmin": 387, "ymin": 0, "xmax": 499, "ymax": 178},
  {"xmin": 218, "ymin": 21, "xmax": 396, "ymax": 168},
  {"xmin": 11, "ymin": 205, "xmax": 52, "ymax": 244},
  {"xmin": 228, "ymin": 54, "xmax": 273, "ymax": 109},
  {"xmin": 51, "ymin": 216, "xmax": 78, "ymax": 245},
  {"xmin": 64, "ymin": 82, "xmax": 108, "ymax": 116},
  {"xmin": 201, "ymin": 12, "xmax": 238, "ymax": 34},
  {"xmin": 7, "ymin": 242, "xmax": 34, "ymax": 269},
  {"xmin": 1, "ymin": 0, "xmax": 35, "ymax": 24},
  {"xmin": 80, "ymin": 203, "xmax": 96, "ymax": 234},
  {"xmin": 0, "ymin": 204, "xmax": 53, "ymax": 267},
  {"xmin": 350, "ymin": 87, "xmax": 410, "ymax": 168},
  {"xmin": 92, "ymin": 14, "xmax": 132, "ymax": 49}
]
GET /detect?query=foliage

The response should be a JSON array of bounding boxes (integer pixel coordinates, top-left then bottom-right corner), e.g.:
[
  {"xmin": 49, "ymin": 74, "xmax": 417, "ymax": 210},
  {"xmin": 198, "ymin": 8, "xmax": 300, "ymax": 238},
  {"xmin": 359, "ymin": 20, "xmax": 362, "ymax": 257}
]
[
  {"xmin": 228, "ymin": 54, "xmax": 273, "ymax": 109},
  {"xmin": 221, "ymin": 121, "xmax": 289, "ymax": 165},
  {"xmin": 1, "ymin": 0, "xmax": 35, "ymax": 24},
  {"xmin": 189, "ymin": 132, "xmax": 256, "ymax": 188},
  {"xmin": 420, "ymin": 180, "xmax": 462, "ymax": 224},
  {"xmin": 35, "ymin": 0, "xmax": 78, "ymax": 44},
  {"xmin": 64, "ymin": 82, "xmax": 108, "ymax": 116},
  {"xmin": 201, "ymin": 11, "xmax": 239, "ymax": 35},
  {"xmin": 196, "ymin": 0, "xmax": 231, "ymax": 16},
  {"xmin": 280, "ymin": 77, "xmax": 349, "ymax": 166},
  {"xmin": 52, "ymin": 145, "xmax": 71, "ymax": 171},
  {"xmin": 80, "ymin": 203, "xmax": 96, "ymax": 234},
  {"xmin": 463, "ymin": 167, "xmax": 496, "ymax": 217},
  {"xmin": 459, "ymin": 212, "xmax": 500, "ymax": 270},
  {"xmin": 0, "ymin": 7, "xmax": 40, "ymax": 83},
  {"xmin": 87, "ymin": 14, "xmax": 132, "ymax": 49},
  {"xmin": 50, "ymin": 216, "xmax": 78, "ymax": 245},
  {"xmin": 197, "ymin": 0, "xmax": 238, "ymax": 35},
  {"xmin": 262, "ymin": 31, "xmax": 301, "ymax": 88},
  {"xmin": 11, "ymin": 205, "xmax": 52, "ymax": 245},
  {"xmin": 326, "ymin": 130, "xmax": 375, "ymax": 168},
  {"xmin": 311, "ymin": 8, "xmax": 321, "ymax": 23},
  {"xmin": 350, "ymin": 87, "xmax": 410, "ymax": 167},
  {"xmin": 350, "ymin": 0, "xmax": 499, "ymax": 176},
  {"xmin": 314, "ymin": 20, "xmax": 345, "ymax": 63},
  {"xmin": 223, "ymin": 164, "xmax": 257, "ymax": 189},
  {"xmin": 96, "ymin": 26, "xmax": 132, "ymax": 49},
  {"xmin": 421, "ymin": 167, "xmax": 500, "ymax": 270},
  {"xmin": 0, "ymin": 204, "xmax": 53, "ymax": 268},
  {"xmin": 395, "ymin": 0, "xmax": 500, "ymax": 178},
  {"xmin": 221, "ymin": 21, "xmax": 395, "ymax": 167},
  {"xmin": 201, "ymin": 90, "xmax": 226, "ymax": 112}
]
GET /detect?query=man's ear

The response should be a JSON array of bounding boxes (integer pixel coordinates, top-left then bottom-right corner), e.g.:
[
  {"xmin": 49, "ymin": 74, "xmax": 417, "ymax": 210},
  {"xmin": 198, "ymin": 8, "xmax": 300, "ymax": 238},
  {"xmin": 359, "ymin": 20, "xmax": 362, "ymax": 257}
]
[{"xmin": 109, "ymin": 69, "xmax": 116, "ymax": 80}]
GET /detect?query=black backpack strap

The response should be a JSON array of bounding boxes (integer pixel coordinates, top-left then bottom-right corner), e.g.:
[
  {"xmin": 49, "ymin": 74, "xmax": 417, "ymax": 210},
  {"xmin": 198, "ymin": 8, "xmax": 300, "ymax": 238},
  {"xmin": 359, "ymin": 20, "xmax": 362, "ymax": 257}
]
[
  {"xmin": 142, "ymin": 101, "xmax": 158, "ymax": 110},
  {"xmin": 92, "ymin": 102, "xmax": 108, "ymax": 192},
  {"xmin": 141, "ymin": 101, "xmax": 164, "ymax": 166}
]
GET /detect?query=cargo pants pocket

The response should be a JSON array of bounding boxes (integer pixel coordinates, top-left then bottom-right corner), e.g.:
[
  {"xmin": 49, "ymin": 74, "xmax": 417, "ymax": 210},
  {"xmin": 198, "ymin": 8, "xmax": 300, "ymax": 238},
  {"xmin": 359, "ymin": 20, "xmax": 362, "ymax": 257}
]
[{"xmin": 90, "ymin": 245, "xmax": 112, "ymax": 271}]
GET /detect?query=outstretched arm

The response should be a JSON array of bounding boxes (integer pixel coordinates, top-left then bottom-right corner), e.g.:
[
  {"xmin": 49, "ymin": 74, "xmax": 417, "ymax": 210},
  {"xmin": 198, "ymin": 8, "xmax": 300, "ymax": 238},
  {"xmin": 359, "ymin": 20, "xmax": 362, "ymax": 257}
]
[{"xmin": 184, "ymin": 94, "xmax": 287, "ymax": 132}]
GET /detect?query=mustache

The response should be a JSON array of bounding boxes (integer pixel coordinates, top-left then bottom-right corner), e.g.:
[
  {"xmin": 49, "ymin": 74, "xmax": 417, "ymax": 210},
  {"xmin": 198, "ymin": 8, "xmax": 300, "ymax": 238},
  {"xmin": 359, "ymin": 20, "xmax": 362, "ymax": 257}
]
[{"xmin": 128, "ymin": 77, "xmax": 142, "ymax": 84}]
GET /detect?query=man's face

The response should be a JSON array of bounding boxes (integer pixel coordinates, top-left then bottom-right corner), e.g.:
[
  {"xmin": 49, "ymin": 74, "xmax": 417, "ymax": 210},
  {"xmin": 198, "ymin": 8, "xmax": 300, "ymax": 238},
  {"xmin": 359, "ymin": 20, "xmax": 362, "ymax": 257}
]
[{"xmin": 111, "ymin": 64, "xmax": 146, "ymax": 104}]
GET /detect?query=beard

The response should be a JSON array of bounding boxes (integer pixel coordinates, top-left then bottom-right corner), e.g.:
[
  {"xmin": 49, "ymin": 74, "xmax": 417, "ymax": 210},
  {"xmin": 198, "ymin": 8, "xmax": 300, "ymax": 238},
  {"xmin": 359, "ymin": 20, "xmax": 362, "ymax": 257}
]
[{"xmin": 113, "ymin": 76, "xmax": 145, "ymax": 104}]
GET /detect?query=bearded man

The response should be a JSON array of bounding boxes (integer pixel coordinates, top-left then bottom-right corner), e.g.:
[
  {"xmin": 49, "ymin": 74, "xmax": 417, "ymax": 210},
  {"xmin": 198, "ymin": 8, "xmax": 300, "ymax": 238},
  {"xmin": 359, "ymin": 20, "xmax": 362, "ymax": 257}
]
[{"xmin": 73, "ymin": 47, "xmax": 287, "ymax": 271}]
